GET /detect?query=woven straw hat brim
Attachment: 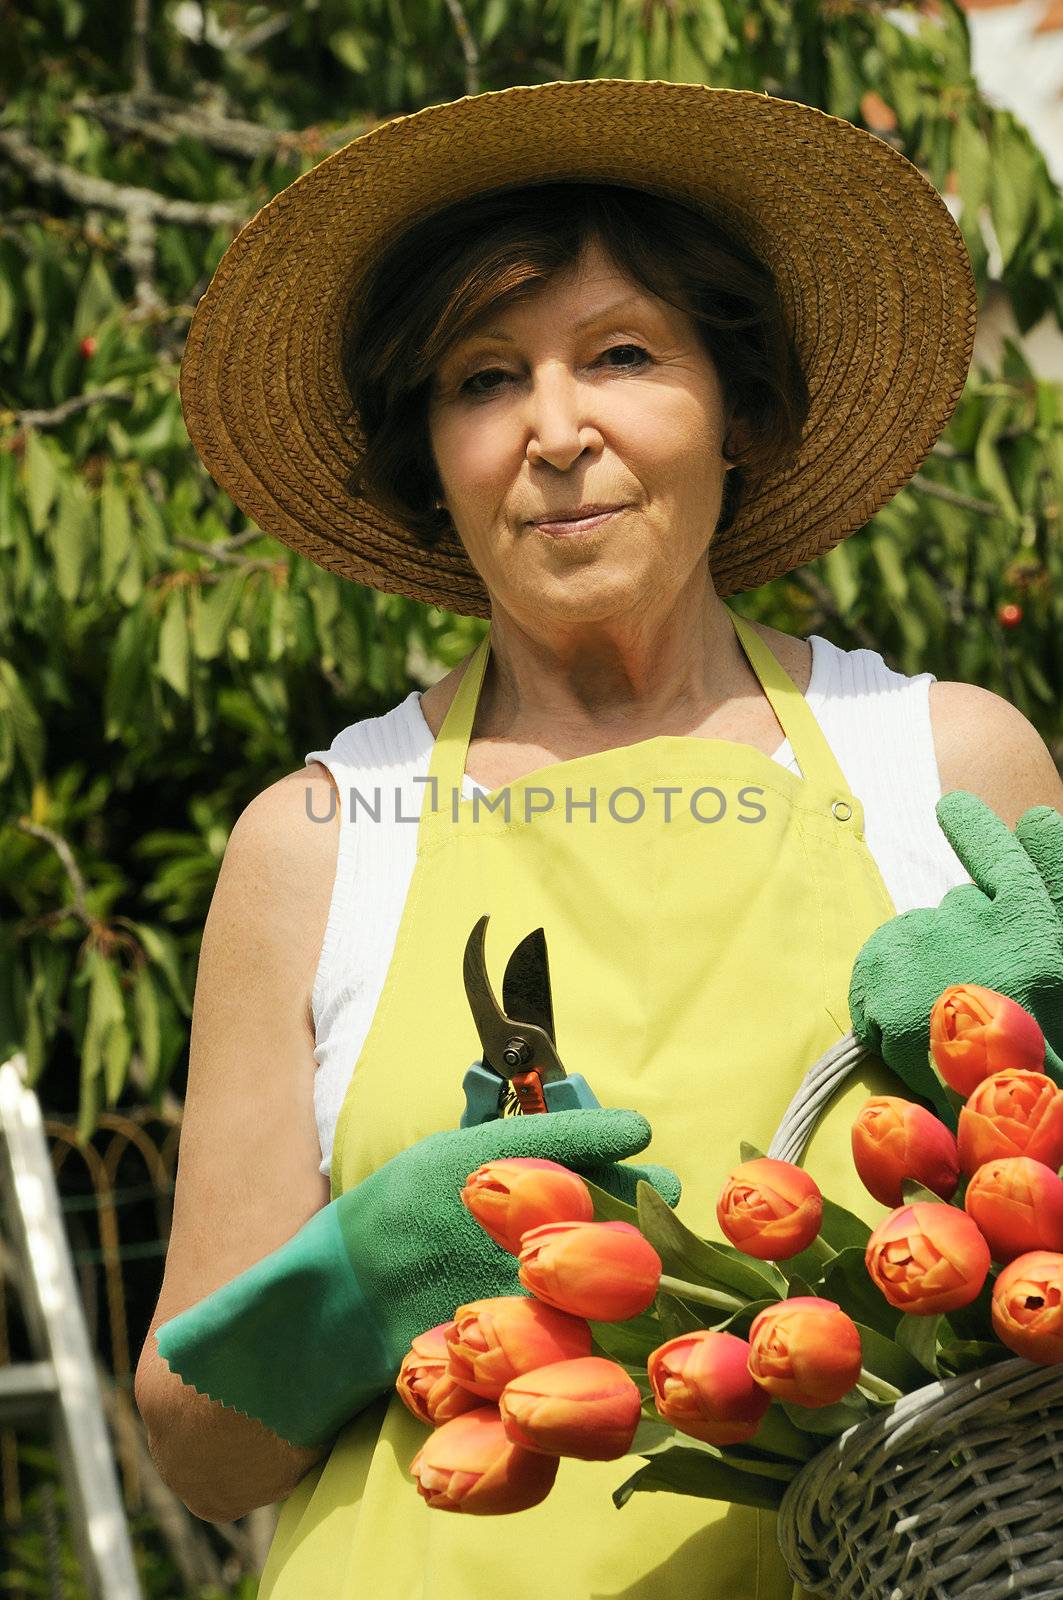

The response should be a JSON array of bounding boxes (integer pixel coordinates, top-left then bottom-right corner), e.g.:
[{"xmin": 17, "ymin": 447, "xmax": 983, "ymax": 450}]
[{"xmin": 179, "ymin": 77, "xmax": 977, "ymax": 618}]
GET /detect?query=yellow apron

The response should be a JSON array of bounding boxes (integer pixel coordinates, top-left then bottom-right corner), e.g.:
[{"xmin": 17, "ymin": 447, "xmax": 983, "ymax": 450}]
[{"xmin": 259, "ymin": 602, "xmax": 909, "ymax": 1600}]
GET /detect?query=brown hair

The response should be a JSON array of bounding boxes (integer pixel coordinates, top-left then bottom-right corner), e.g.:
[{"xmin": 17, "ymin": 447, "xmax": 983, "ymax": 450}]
[{"xmin": 340, "ymin": 181, "xmax": 810, "ymax": 552}]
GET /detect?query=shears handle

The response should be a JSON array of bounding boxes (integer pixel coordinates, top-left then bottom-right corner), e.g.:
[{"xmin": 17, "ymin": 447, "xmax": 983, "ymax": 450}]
[{"xmin": 460, "ymin": 1061, "xmax": 601, "ymax": 1127}]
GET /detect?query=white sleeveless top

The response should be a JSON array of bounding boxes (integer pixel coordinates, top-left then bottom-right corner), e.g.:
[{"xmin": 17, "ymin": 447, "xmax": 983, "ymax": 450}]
[{"xmin": 303, "ymin": 634, "xmax": 975, "ymax": 1180}]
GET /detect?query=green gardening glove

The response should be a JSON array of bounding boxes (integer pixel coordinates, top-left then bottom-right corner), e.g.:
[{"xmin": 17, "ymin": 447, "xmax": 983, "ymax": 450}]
[
  {"xmin": 848, "ymin": 792, "xmax": 1063, "ymax": 1128},
  {"xmin": 154, "ymin": 1108, "xmax": 679, "ymax": 1449}
]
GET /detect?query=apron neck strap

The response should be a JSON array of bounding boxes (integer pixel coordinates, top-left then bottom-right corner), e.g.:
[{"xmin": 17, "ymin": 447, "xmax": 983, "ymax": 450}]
[{"xmin": 427, "ymin": 605, "xmax": 852, "ymax": 801}]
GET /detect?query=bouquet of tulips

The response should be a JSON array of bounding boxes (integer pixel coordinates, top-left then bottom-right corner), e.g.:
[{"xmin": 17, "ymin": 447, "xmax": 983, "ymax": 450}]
[{"xmin": 395, "ymin": 982, "xmax": 1063, "ymax": 1522}]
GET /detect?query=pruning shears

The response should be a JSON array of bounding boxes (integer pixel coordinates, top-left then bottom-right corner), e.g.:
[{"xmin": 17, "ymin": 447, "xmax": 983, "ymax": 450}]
[{"xmin": 460, "ymin": 913, "xmax": 601, "ymax": 1126}]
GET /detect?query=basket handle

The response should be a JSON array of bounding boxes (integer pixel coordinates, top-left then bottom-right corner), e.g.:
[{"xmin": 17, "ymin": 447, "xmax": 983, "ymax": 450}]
[{"xmin": 765, "ymin": 1030, "xmax": 875, "ymax": 1165}]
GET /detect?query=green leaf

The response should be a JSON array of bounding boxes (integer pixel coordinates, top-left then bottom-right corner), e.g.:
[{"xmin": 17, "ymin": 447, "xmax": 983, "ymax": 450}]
[
  {"xmin": 636, "ymin": 1181, "xmax": 785, "ymax": 1299},
  {"xmin": 817, "ymin": 1194, "xmax": 874, "ymax": 1253},
  {"xmin": 50, "ymin": 479, "xmax": 92, "ymax": 602},
  {"xmin": 132, "ymin": 963, "xmax": 160, "ymax": 1082},
  {"xmin": 746, "ymin": 1404, "xmax": 820, "ymax": 1464},
  {"xmin": 613, "ymin": 1443, "xmax": 786, "ymax": 1513},
  {"xmin": 124, "ymin": 920, "xmax": 191, "ymax": 1012},
  {"xmin": 820, "ymin": 1247, "xmax": 900, "ymax": 1338},
  {"xmin": 988, "ymin": 114, "xmax": 1038, "ymax": 270},
  {"xmin": 854, "ymin": 1321, "xmax": 931, "ymax": 1393},
  {"xmin": 0, "ymin": 658, "xmax": 45, "ymax": 779},
  {"xmin": 780, "ymin": 1390, "xmax": 871, "ymax": 1437},
  {"xmin": 589, "ymin": 1310, "xmax": 662, "ymax": 1368},
  {"xmin": 103, "ymin": 1013, "xmax": 131, "ymax": 1101},
  {"xmin": 657, "ymin": 1293, "xmax": 710, "ymax": 1341},
  {"xmin": 583, "ymin": 1174, "xmax": 640, "ymax": 1224},
  {"xmin": 894, "ymin": 1312, "xmax": 942, "ymax": 1376},
  {"xmin": 191, "ymin": 571, "xmax": 245, "ymax": 661},
  {"xmin": 936, "ymin": 1339, "xmax": 1011, "ymax": 1378},
  {"xmin": 629, "ymin": 1417, "xmax": 675, "ymax": 1455},
  {"xmin": 23, "ymin": 428, "xmax": 58, "ymax": 534},
  {"xmin": 99, "ymin": 473, "xmax": 132, "ymax": 588},
  {"xmin": 900, "ymin": 1179, "xmax": 951, "ymax": 1206},
  {"xmin": 157, "ymin": 588, "xmax": 190, "ymax": 697}
]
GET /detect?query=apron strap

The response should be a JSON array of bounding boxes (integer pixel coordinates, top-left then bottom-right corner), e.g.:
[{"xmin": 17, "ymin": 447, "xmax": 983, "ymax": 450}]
[{"xmin": 426, "ymin": 605, "xmax": 856, "ymax": 817}]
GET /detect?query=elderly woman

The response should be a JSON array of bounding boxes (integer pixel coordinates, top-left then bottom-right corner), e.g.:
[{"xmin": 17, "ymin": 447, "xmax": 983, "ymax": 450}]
[{"xmin": 136, "ymin": 80, "xmax": 1063, "ymax": 1599}]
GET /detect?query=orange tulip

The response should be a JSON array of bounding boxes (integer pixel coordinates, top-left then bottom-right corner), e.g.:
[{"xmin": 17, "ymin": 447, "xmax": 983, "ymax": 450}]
[
  {"xmin": 445, "ymin": 1296, "xmax": 591, "ymax": 1401},
  {"xmin": 715, "ymin": 1158, "xmax": 823, "ymax": 1260},
  {"xmin": 747, "ymin": 1297, "xmax": 862, "ymax": 1408},
  {"xmin": 461, "ymin": 1158, "xmax": 594, "ymax": 1256},
  {"xmin": 518, "ymin": 1220, "xmax": 662, "ymax": 1322},
  {"xmin": 865, "ymin": 1201, "xmax": 990, "ymax": 1314},
  {"xmin": 957, "ymin": 1070, "xmax": 1063, "ymax": 1177},
  {"xmin": 647, "ymin": 1329, "xmax": 772, "ymax": 1444},
  {"xmin": 396, "ymin": 1321, "xmax": 483, "ymax": 1426},
  {"xmin": 964, "ymin": 1158, "xmax": 1063, "ymax": 1265},
  {"xmin": 851, "ymin": 1096, "xmax": 960, "ymax": 1208},
  {"xmin": 499, "ymin": 1356, "xmax": 642, "ymax": 1460},
  {"xmin": 410, "ymin": 1406, "xmax": 561, "ymax": 1513},
  {"xmin": 930, "ymin": 984, "xmax": 1046, "ymax": 1097},
  {"xmin": 991, "ymin": 1251, "xmax": 1063, "ymax": 1365}
]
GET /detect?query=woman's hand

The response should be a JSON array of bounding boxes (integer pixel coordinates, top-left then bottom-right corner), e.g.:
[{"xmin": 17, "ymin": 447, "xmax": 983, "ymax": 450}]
[
  {"xmin": 154, "ymin": 1108, "xmax": 680, "ymax": 1449},
  {"xmin": 848, "ymin": 792, "xmax": 1063, "ymax": 1122}
]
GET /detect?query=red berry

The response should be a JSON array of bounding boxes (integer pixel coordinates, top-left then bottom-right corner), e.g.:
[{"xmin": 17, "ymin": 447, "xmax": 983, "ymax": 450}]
[
  {"xmin": 79, "ymin": 336, "xmax": 97, "ymax": 359},
  {"xmin": 998, "ymin": 602, "xmax": 1022, "ymax": 628}
]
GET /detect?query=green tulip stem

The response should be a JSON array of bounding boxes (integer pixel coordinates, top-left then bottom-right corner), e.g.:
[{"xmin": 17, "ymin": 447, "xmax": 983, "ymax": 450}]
[
  {"xmin": 857, "ymin": 1368, "xmax": 904, "ymax": 1404},
  {"xmin": 657, "ymin": 1274, "xmax": 745, "ymax": 1314}
]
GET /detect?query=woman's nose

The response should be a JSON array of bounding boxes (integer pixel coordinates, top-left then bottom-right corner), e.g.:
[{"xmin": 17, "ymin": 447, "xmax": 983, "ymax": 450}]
[{"xmin": 525, "ymin": 368, "xmax": 601, "ymax": 469}]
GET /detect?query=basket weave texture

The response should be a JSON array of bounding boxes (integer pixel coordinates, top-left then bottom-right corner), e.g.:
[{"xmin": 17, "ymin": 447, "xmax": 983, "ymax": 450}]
[{"xmin": 766, "ymin": 1033, "xmax": 1063, "ymax": 1600}]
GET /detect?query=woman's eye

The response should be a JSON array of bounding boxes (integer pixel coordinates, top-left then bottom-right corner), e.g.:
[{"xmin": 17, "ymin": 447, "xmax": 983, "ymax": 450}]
[{"xmin": 460, "ymin": 343, "xmax": 651, "ymax": 398}]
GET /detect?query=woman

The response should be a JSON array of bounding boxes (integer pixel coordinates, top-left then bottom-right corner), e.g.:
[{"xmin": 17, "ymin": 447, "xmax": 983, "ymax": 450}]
[{"xmin": 137, "ymin": 80, "xmax": 1063, "ymax": 1599}]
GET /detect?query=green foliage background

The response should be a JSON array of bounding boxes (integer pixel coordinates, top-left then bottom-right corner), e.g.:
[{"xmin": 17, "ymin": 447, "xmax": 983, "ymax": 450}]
[{"xmin": 0, "ymin": 0, "xmax": 1060, "ymax": 1145}]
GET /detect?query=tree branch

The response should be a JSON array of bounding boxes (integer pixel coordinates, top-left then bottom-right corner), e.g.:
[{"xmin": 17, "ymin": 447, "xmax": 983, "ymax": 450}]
[
  {"xmin": 441, "ymin": 0, "xmax": 481, "ymax": 96},
  {"xmin": 70, "ymin": 92, "xmax": 374, "ymax": 162},
  {"xmin": 131, "ymin": 0, "xmax": 153, "ymax": 96},
  {"xmin": 3, "ymin": 391, "xmax": 135, "ymax": 429},
  {"xmin": 0, "ymin": 127, "xmax": 247, "ymax": 227}
]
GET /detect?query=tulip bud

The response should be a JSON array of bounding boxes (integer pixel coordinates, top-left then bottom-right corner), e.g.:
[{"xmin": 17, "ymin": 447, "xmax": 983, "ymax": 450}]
[
  {"xmin": 964, "ymin": 1158, "xmax": 1063, "ymax": 1265},
  {"xmin": 396, "ymin": 1321, "xmax": 484, "ymax": 1425},
  {"xmin": 865, "ymin": 1201, "xmax": 990, "ymax": 1313},
  {"xmin": 461, "ymin": 1158, "xmax": 594, "ymax": 1256},
  {"xmin": 991, "ymin": 1251, "xmax": 1063, "ymax": 1364},
  {"xmin": 747, "ymin": 1297, "xmax": 862, "ymax": 1408},
  {"xmin": 499, "ymin": 1357, "xmax": 641, "ymax": 1460},
  {"xmin": 957, "ymin": 1070, "xmax": 1063, "ymax": 1177},
  {"xmin": 851, "ymin": 1096, "xmax": 960, "ymax": 1208},
  {"xmin": 930, "ymin": 985, "xmax": 1046, "ymax": 1097},
  {"xmin": 648, "ymin": 1329, "xmax": 771, "ymax": 1443},
  {"xmin": 715, "ymin": 1158, "xmax": 823, "ymax": 1260},
  {"xmin": 518, "ymin": 1220, "xmax": 662, "ymax": 1322},
  {"xmin": 410, "ymin": 1406, "xmax": 561, "ymax": 1513},
  {"xmin": 445, "ymin": 1296, "xmax": 591, "ymax": 1401}
]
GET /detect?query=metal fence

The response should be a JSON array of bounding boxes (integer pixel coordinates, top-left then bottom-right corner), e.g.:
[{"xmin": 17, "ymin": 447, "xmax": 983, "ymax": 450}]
[{"xmin": 1, "ymin": 1103, "xmax": 279, "ymax": 1598}]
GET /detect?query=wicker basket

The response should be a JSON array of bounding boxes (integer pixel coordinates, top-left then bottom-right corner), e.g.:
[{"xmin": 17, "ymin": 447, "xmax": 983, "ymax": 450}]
[{"xmin": 765, "ymin": 1033, "xmax": 1063, "ymax": 1600}]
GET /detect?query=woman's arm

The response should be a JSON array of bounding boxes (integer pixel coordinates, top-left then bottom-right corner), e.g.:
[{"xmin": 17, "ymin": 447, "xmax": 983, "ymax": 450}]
[
  {"xmin": 134, "ymin": 763, "xmax": 341, "ymax": 1522},
  {"xmin": 929, "ymin": 680, "xmax": 1063, "ymax": 825}
]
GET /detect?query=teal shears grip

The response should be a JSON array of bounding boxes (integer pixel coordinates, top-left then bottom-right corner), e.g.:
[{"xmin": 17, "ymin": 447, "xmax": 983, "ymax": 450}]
[{"xmin": 460, "ymin": 1060, "xmax": 601, "ymax": 1126}]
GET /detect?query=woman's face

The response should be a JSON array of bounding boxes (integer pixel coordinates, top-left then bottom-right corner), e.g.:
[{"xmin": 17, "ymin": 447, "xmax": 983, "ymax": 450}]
[{"xmin": 426, "ymin": 235, "xmax": 737, "ymax": 628}]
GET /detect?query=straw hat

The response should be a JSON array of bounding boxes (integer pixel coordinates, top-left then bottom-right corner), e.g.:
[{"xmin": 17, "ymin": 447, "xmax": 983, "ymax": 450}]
[{"xmin": 179, "ymin": 77, "xmax": 977, "ymax": 619}]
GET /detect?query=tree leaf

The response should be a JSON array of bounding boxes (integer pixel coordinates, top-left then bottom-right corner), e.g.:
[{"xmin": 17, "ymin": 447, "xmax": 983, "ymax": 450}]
[
  {"xmin": 157, "ymin": 588, "xmax": 190, "ymax": 697},
  {"xmin": 23, "ymin": 428, "xmax": 58, "ymax": 534}
]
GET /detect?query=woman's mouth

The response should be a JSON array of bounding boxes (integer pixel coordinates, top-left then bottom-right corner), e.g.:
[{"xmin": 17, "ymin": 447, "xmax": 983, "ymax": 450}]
[{"xmin": 533, "ymin": 507, "xmax": 628, "ymax": 537}]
